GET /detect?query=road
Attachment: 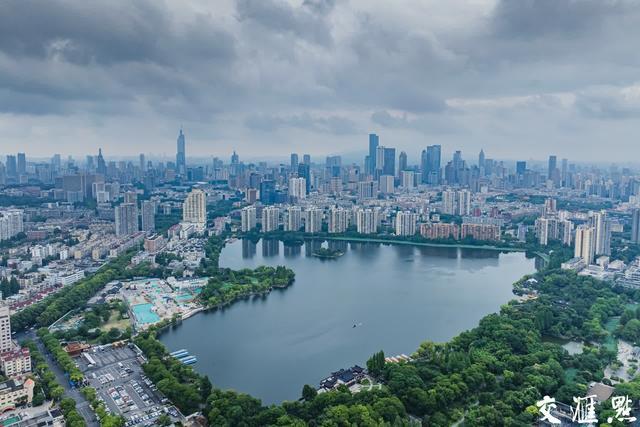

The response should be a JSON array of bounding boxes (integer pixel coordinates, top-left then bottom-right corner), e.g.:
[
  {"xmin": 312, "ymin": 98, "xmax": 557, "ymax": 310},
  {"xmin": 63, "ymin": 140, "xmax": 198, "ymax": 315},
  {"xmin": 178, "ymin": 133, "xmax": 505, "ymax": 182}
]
[{"xmin": 17, "ymin": 329, "xmax": 99, "ymax": 427}]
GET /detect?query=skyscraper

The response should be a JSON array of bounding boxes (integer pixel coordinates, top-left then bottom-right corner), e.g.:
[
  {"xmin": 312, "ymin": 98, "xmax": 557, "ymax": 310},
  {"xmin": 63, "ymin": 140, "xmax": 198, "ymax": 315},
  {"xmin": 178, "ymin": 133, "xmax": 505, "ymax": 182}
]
[
  {"xmin": 183, "ymin": 189, "xmax": 207, "ymax": 230},
  {"xmin": 368, "ymin": 134, "xmax": 379, "ymax": 175},
  {"xmin": 16, "ymin": 153, "xmax": 26, "ymax": 176},
  {"xmin": 398, "ymin": 151, "xmax": 408, "ymax": 173},
  {"xmin": 478, "ymin": 149, "xmax": 485, "ymax": 169},
  {"xmin": 303, "ymin": 154, "xmax": 311, "ymax": 165},
  {"xmin": 139, "ymin": 154, "xmax": 146, "ymax": 172},
  {"xmin": 5, "ymin": 156, "xmax": 16, "ymax": 178},
  {"xmin": 297, "ymin": 163, "xmax": 311, "ymax": 193},
  {"xmin": 424, "ymin": 145, "xmax": 441, "ymax": 184},
  {"xmin": 516, "ymin": 161, "xmax": 527, "ymax": 176},
  {"xmin": 176, "ymin": 129, "xmax": 186, "ymax": 175},
  {"xmin": 260, "ymin": 180, "xmax": 276, "ymax": 205},
  {"xmin": 96, "ymin": 148, "xmax": 107, "ymax": 175},
  {"xmin": 632, "ymin": 208, "xmax": 640, "ymax": 244},
  {"xmin": 290, "ymin": 153, "xmax": 299, "ymax": 171},
  {"xmin": 383, "ymin": 147, "xmax": 396, "ymax": 177},
  {"xmin": 548, "ymin": 155, "xmax": 557, "ymax": 181}
]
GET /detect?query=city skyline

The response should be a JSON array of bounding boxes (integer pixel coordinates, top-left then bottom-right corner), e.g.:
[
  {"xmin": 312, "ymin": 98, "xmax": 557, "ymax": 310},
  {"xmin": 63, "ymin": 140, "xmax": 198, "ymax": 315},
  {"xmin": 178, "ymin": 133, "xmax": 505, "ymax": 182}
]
[{"xmin": 2, "ymin": 0, "xmax": 640, "ymax": 160}]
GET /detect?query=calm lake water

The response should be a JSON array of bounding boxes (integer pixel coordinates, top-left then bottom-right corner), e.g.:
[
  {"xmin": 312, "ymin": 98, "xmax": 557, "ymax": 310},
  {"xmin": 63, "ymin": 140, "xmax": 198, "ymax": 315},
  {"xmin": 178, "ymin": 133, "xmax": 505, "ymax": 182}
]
[{"xmin": 159, "ymin": 239, "xmax": 536, "ymax": 404}]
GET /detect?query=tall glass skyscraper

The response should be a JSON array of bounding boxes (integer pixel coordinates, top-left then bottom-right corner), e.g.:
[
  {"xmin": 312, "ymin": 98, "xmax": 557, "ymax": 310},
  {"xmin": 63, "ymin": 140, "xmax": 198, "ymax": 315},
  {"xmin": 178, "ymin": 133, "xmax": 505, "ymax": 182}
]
[
  {"xmin": 176, "ymin": 128, "xmax": 186, "ymax": 175},
  {"xmin": 368, "ymin": 133, "xmax": 379, "ymax": 175}
]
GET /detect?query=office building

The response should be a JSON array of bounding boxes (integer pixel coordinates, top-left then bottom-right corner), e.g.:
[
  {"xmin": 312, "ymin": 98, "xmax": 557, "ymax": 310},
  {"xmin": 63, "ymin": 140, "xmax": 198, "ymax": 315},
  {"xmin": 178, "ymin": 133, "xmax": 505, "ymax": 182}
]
[
  {"xmin": 285, "ymin": 207, "xmax": 302, "ymax": 232},
  {"xmin": 303, "ymin": 154, "xmax": 311, "ymax": 165},
  {"xmin": 379, "ymin": 175, "xmax": 395, "ymax": 194},
  {"xmin": 575, "ymin": 225, "xmax": 596, "ymax": 265},
  {"xmin": 401, "ymin": 171, "xmax": 415, "ymax": 190},
  {"xmin": 297, "ymin": 163, "xmax": 311, "ymax": 193},
  {"xmin": 368, "ymin": 134, "xmax": 379, "ymax": 176},
  {"xmin": 5, "ymin": 156, "xmax": 16, "ymax": 179},
  {"xmin": 115, "ymin": 203, "xmax": 138, "ymax": 236},
  {"xmin": 305, "ymin": 208, "xmax": 323, "ymax": 233},
  {"xmin": 261, "ymin": 207, "xmax": 279, "ymax": 232},
  {"xmin": 290, "ymin": 153, "xmax": 299, "ymax": 171},
  {"xmin": 176, "ymin": 129, "xmax": 186, "ymax": 175},
  {"xmin": 241, "ymin": 207, "xmax": 257, "ymax": 232},
  {"xmin": 329, "ymin": 208, "xmax": 349, "ymax": 234},
  {"xmin": 16, "ymin": 153, "xmax": 26, "ymax": 176},
  {"xmin": 183, "ymin": 189, "xmax": 207, "ymax": 230},
  {"xmin": 398, "ymin": 151, "xmax": 408, "ymax": 174},
  {"xmin": 395, "ymin": 211, "xmax": 417, "ymax": 236},
  {"xmin": 422, "ymin": 145, "xmax": 441, "ymax": 184},
  {"xmin": 260, "ymin": 180, "xmax": 276, "ymax": 205}
]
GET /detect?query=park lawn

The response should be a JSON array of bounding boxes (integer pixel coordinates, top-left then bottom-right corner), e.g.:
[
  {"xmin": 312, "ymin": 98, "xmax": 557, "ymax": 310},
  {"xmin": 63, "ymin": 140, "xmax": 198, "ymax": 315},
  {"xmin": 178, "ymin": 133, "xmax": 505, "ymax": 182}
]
[{"xmin": 101, "ymin": 310, "xmax": 131, "ymax": 331}]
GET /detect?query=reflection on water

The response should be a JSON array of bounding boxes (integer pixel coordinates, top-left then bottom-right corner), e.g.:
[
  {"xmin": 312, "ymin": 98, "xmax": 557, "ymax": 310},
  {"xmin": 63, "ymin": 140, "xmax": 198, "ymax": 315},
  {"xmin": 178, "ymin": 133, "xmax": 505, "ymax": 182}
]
[
  {"xmin": 284, "ymin": 244, "xmax": 302, "ymax": 258},
  {"xmin": 262, "ymin": 239, "xmax": 279, "ymax": 257},
  {"xmin": 160, "ymin": 238, "xmax": 536, "ymax": 405},
  {"xmin": 242, "ymin": 239, "xmax": 257, "ymax": 259}
]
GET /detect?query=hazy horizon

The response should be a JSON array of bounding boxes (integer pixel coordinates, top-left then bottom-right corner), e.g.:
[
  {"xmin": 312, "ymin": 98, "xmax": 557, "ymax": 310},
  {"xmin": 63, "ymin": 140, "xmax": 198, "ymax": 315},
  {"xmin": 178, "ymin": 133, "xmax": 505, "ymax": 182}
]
[{"xmin": 2, "ymin": 0, "xmax": 640, "ymax": 161}]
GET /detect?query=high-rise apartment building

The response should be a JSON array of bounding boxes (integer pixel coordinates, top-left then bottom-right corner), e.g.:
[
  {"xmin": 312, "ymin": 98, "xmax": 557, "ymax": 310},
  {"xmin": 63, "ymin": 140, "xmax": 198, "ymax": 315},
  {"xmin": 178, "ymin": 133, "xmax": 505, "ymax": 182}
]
[
  {"xmin": 632, "ymin": 208, "xmax": 640, "ymax": 244},
  {"xmin": 0, "ymin": 210, "xmax": 24, "ymax": 242},
  {"xmin": 261, "ymin": 206, "xmax": 279, "ymax": 232},
  {"xmin": 356, "ymin": 209, "xmax": 378, "ymax": 234},
  {"xmin": 395, "ymin": 211, "xmax": 417, "ymax": 236},
  {"xmin": 592, "ymin": 210, "xmax": 611, "ymax": 256},
  {"xmin": 328, "ymin": 208, "xmax": 349, "ymax": 234},
  {"xmin": 358, "ymin": 181, "xmax": 376, "ymax": 199},
  {"xmin": 288, "ymin": 177, "xmax": 307, "ymax": 200},
  {"xmin": 115, "ymin": 203, "xmax": 138, "ymax": 236},
  {"xmin": 183, "ymin": 189, "xmax": 206, "ymax": 230},
  {"xmin": 305, "ymin": 209, "xmax": 323, "ymax": 233},
  {"xmin": 285, "ymin": 207, "xmax": 302, "ymax": 232},
  {"xmin": 241, "ymin": 206, "xmax": 257, "ymax": 232},
  {"xmin": 575, "ymin": 225, "xmax": 595, "ymax": 265},
  {"xmin": 0, "ymin": 305, "xmax": 12, "ymax": 353},
  {"xmin": 141, "ymin": 200, "xmax": 156, "ymax": 232}
]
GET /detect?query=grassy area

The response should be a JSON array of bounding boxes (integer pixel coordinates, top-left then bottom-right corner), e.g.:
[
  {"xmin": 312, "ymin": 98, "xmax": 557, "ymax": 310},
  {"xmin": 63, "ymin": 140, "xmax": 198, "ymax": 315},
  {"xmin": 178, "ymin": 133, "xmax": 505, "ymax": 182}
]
[
  {"xmin": 101, "ymin": 310, "xmax": 131, "ymax": 332},
  {"xmin": 604, "ymin": 316, "xmax": 620, "ymax": 353}
]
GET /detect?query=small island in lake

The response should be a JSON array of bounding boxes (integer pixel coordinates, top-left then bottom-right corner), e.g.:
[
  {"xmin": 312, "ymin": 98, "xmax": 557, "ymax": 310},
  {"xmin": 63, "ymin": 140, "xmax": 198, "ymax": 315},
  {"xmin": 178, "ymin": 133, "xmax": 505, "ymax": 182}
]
[{"xmin": 311, "ymin": 247, "xmax": 345, "ymax": 259}]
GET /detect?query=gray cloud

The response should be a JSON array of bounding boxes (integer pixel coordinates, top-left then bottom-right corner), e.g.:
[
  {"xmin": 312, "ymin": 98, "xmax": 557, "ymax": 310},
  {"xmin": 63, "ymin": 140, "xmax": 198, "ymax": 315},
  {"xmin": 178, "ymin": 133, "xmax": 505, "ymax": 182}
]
[
  {"xmin": 245, "ymin": 113, "xmax": 358, "ymax": 135},
  {"xmin": 1, "ymin": 0, "xmax": 640, "ymax": 161}
]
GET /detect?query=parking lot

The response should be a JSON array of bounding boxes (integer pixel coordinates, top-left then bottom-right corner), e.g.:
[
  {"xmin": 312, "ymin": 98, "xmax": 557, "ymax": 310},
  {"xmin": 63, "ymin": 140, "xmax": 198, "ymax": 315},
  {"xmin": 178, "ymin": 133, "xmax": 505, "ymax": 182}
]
[{"xmin": 77, "ymin": 344, "xmax": 182, "ymax": 427}]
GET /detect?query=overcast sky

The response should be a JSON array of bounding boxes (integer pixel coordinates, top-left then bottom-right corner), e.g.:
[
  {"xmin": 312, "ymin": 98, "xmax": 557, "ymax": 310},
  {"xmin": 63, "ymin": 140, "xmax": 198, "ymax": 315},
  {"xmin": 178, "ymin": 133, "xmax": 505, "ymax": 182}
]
[{"xmin": 2, "ymin": 0, "xmax": 640, "ymax": 163}]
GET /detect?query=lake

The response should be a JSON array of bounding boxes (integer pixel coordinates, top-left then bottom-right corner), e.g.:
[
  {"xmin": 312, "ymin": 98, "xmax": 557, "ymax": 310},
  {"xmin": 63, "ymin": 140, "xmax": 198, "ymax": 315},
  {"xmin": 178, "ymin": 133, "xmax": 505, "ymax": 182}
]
[{"xmin": 159, "ymin": 238, "xmax": 536, "ymax": 404}]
